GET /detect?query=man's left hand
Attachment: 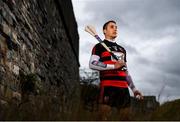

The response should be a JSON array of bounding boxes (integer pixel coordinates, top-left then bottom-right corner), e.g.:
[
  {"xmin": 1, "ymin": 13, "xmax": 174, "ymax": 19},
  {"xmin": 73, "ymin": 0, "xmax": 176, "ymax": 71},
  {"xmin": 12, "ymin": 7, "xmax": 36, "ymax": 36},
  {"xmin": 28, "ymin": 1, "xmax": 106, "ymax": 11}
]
[{"xmin": 134, "ymin": 90, "xmax": 144, "ymax": 100}]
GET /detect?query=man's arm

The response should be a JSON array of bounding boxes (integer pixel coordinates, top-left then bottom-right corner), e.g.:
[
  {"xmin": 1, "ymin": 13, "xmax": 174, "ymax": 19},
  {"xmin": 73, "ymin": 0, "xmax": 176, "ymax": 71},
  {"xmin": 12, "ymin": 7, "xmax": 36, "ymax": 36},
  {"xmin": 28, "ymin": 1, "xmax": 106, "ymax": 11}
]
[
  {"xmin": 126, "ymin": 64, "xmax": 143, "ymax": 100},
  {"xmin": 125, "ymin": 64, "xmax": 136, "ymax": 91},
  {"xmin": 89, "ymin": 55, "xmax": 125, "ymax": 71},
  {"xmin": 126, "ymin": 74, "xmax": 137, "ymax": 92},
  {"xmin": 89, "ymin": 55, "xmax": 114, "ymax": 70}
]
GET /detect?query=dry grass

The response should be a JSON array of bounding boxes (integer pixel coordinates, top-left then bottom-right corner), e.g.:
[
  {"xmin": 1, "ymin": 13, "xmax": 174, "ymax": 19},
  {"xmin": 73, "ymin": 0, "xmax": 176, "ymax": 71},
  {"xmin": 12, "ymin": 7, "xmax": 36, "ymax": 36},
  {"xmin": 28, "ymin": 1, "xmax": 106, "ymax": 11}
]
[
  {"xmin": 150, "ymin": 99, "xmax": 180, "ymax": 120},
  {"xmin": 1, "ymin": 81, "xmax": 179, "ymax": 120}
]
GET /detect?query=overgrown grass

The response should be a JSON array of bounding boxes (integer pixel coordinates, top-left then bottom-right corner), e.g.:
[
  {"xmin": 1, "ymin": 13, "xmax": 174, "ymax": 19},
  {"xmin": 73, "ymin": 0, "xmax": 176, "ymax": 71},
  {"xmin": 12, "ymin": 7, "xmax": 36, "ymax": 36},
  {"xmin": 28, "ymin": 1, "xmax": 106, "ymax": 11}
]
[
  {"xmin": 150, "ymin": 99, "xmax": 180, "ymax": 120},
  {"xmin": 0, "ymin": 79, "xmax": 179, "ymax": 120}
]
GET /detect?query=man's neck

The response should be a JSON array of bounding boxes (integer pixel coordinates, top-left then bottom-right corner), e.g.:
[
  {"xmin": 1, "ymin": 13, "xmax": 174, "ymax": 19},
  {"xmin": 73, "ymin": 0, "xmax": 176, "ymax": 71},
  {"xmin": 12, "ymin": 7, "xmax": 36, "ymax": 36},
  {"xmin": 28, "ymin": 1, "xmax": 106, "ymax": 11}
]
[{"xmin": 105, "ymin": 38, "xmax": 116, "ymax": 43}]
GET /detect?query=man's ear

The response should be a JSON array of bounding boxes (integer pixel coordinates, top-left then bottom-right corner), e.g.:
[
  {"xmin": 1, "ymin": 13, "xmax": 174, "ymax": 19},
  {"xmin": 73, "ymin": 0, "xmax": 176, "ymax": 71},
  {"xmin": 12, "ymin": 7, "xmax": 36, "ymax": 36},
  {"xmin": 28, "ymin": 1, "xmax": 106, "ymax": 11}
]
[{"xmin": 103, "ymin": 29, "xmax": 106, "ymax": 34}]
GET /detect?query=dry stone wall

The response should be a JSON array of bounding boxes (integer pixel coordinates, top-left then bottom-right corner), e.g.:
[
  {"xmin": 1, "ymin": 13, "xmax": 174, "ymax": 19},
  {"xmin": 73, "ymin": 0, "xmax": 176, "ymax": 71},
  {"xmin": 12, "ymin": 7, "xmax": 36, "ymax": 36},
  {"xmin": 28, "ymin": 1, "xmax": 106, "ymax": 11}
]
[{"xmin": 0, "ymin": 0, "xmax": 79, "ymax": 119}]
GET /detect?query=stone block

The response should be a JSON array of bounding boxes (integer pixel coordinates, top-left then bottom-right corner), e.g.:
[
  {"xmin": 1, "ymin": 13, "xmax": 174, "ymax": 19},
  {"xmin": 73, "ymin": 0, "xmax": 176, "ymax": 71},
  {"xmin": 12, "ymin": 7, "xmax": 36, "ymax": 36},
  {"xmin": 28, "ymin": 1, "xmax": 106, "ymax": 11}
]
[
  {"xmin": 30, "ymin": 62, "xmax": 35, "ymax": 73},
  {"xmin": 0, "ymin": 15, "xmax": 3, "ymax": 27},
  {"xmin": 0, "ymin": 99, "xmax": 8, "ymax": 106},
  {"xmin": 22, "ymin": 43, "xmax": 26, "ymax": 51},
  {"xmin": 0, "ymin": 39, "xmax": 7, "ymax": 65},
  {"xmin": 0, "ymin": 38, "xmax": 4, "ymax": 46},
  {"xmin": 2, "ymin": 21, "xmax": 11, "ymax": 35},
  {"xmin": 0, "ymin": 84, "xmax": 5, "ymax": 96},
  {"xmin": 6, "ymin": 50, "xmax": 13, "ymax": 62},
  {"xmin": 12, "ymin": 64, "xmax": 19, "ymax": 75},
  {"xmin": 4, "ymin": 86, "xmax": 13, "ymax": 99},
  {"xmin": 11, "ymin": 31, "xmax": 18, "ymax": 43},
  {"xmin": 0, "ymin": 65, "xmax": 5, "ymax": 72},
  {"xmin": 6, "ymin": 61, "xmax": 12, "ymax": 71},
  {"xmin": 2, "ymin": 2, "xmax": 14, "ymax": 25},
  {"xmin": 12, "ymin": 91, "xmax": 21, "ymax": 101}
]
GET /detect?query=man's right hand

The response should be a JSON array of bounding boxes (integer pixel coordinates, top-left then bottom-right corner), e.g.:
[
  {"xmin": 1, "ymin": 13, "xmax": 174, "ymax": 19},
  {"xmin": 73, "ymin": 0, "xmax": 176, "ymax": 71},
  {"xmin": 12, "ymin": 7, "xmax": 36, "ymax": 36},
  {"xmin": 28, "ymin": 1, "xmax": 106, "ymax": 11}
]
[{"xmin": 114, "ymin": 60, "xmax": 125, "ymax": 69}]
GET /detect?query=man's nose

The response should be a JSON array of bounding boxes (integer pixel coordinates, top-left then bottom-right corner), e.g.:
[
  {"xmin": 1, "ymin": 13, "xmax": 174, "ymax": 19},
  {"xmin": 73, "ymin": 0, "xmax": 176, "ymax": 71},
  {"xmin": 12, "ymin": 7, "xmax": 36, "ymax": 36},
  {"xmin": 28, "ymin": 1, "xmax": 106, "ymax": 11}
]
[{"xmin": 114, "ymin": 28, "xmax": 117, "ymax": 31}]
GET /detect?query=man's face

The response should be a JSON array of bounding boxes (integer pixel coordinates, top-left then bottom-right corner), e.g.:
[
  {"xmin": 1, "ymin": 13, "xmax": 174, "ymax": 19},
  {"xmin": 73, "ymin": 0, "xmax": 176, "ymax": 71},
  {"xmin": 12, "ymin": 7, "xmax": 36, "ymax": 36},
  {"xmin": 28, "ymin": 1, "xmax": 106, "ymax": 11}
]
[{"xmin": 103, "ymin": 22, "xmax": 118, "ymax": 39}]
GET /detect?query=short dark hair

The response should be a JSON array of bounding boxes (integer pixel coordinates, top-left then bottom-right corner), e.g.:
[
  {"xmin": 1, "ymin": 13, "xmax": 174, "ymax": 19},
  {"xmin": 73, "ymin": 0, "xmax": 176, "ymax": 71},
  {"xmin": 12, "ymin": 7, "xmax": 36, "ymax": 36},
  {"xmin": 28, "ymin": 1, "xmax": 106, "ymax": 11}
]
[{"xmin": 103, "ymin": 20, "xmax": 116, "ymax": 30}]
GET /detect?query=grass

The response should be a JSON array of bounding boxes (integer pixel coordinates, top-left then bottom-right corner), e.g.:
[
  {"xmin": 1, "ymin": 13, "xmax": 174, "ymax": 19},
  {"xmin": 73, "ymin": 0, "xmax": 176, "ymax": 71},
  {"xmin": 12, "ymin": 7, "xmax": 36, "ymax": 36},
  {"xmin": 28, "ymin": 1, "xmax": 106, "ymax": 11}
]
[
  {"xmin": 150, "ymin": 99, "xmax": 180, "ymax": 120},
  {"xmin": 0, "ymin": 80, "xmax": 180, "ymax": 120}
]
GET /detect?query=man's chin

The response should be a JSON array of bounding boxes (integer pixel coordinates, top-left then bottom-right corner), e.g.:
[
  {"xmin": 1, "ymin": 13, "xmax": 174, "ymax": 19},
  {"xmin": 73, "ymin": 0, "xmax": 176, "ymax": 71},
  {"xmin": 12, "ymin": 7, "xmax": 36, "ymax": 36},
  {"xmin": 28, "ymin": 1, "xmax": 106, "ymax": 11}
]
[{"xmin": 112, "ymin": 36, "xmax": 117, "ymax": 39}]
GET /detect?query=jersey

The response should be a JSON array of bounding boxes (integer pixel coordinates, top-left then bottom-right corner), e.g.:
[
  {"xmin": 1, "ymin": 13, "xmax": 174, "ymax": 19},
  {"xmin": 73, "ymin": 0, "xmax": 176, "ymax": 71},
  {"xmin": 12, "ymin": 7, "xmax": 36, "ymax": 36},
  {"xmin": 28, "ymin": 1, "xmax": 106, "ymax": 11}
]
[{"xmin": 90, "ymin": 39, "xmax": 128, "ymax": 88}]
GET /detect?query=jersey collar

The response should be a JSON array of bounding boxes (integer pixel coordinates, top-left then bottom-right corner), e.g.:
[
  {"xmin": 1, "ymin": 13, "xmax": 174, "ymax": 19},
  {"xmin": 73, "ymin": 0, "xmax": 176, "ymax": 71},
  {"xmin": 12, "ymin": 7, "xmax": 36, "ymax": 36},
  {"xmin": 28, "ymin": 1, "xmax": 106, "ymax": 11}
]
[{"xmin": 105, "ymin": 39, "xmax": 116, "ymax": 43}]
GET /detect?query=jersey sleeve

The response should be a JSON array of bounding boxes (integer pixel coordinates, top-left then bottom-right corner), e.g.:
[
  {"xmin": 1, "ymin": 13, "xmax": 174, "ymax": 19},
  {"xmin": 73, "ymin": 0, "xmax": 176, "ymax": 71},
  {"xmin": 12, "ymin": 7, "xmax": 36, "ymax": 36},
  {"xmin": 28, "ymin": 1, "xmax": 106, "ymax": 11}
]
[
  {"xmin": 91, "ymin": 44, "xmax": 101, "ymax": 56},
  {"xmin": 121, "ymin": 46, "xmax": 127, "ymax": 62},
  {"xmin": 89, "ymin": 44, "xmax": 115, "ymax": 71}
]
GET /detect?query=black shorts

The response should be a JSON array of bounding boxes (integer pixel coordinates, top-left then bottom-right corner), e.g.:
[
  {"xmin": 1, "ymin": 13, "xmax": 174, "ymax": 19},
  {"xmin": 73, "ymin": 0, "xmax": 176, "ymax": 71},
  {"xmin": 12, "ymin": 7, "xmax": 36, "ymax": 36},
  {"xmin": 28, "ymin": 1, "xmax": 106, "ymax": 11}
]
[{"xmin": 100, "ymin": 86, "xmax": 130, "ymax": 109}]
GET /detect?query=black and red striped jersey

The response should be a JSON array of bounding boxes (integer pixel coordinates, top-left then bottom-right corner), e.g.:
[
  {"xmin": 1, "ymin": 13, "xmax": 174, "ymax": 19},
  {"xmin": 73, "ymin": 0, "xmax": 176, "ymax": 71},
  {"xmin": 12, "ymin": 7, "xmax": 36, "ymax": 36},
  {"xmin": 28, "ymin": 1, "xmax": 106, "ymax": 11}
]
[
  {"xmin": 90, "ymin": 39, "xmax": 128, "ymax": 88},
  {"xmin": 92, "ymin": 39, "xmax": 127, "ymax": 63}
]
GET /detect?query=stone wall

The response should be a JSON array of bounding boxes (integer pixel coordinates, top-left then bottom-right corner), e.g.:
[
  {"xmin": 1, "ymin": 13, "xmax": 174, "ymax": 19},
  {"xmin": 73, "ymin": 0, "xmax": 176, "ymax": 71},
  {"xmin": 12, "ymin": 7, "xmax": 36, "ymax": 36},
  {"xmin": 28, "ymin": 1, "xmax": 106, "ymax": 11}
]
[{"xmin": 0, "ymin": 0, "xmax": 79, "ymax": 119}]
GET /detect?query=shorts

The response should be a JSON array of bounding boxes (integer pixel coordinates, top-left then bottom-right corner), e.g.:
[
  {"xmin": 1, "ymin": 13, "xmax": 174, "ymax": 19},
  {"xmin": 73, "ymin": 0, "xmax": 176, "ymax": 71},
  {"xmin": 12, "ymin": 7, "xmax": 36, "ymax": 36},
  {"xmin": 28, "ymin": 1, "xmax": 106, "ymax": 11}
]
[{"xmin": 100, "ymin": 86, "xmax": 131, "ymax": 109}]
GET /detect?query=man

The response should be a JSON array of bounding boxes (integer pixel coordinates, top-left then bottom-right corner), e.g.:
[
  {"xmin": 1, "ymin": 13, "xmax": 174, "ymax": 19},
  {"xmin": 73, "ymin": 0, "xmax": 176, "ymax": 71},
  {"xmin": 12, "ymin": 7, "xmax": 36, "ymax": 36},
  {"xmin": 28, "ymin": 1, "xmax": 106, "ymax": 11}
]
[{"xmin": 89, "ymin": 20, "xmax": 143, "ymax": 120}]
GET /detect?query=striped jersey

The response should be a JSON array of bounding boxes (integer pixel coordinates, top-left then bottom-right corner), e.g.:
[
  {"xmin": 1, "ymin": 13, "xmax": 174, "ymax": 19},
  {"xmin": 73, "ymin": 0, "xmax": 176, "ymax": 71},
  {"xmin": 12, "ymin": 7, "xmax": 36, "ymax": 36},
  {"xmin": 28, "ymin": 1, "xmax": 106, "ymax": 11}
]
[{"xmin": 91, "ymin": 39, "xmax": 128, "ymax": 88}]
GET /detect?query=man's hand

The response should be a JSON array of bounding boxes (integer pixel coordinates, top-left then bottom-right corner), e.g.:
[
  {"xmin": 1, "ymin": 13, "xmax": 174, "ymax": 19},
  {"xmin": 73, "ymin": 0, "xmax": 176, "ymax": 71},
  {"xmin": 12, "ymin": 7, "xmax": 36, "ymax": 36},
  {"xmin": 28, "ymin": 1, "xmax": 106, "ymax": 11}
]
[
  {"xmin": 134, "ymin": 90, "xmax": 144, "ymax": 100},
  {"xmin": 114, "ymin": 60, "xmax": 125, "ymax": 69}
]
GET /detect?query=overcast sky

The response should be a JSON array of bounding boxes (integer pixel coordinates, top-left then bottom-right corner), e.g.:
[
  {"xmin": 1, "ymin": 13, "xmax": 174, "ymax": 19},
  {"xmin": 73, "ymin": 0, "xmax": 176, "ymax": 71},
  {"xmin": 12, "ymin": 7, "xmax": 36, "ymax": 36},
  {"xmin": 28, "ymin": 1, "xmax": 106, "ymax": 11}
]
[{"xmin": 72, "ymin": 0, "xmax": 180, "ymax": 103}]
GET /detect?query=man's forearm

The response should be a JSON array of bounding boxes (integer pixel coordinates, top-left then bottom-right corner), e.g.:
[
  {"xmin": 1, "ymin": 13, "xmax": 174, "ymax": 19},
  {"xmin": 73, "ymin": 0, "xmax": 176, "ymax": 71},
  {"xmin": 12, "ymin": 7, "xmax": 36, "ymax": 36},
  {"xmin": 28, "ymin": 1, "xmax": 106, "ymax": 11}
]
[
  {"xmin": 126, "ymin": 74, "xmax": 137, "ymax": 92},
  {"xmin": 89, "ymin": 55, "xmax": 115, "ymax": 71}
]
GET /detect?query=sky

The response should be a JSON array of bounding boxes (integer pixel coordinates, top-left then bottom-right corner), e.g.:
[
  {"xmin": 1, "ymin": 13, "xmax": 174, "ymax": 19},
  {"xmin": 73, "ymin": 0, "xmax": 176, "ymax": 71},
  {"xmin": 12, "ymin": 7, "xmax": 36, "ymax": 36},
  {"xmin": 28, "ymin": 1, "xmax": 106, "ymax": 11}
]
[{"xmin": 72, "ymin": 0, "xmax": 180, "ymax": 104}]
